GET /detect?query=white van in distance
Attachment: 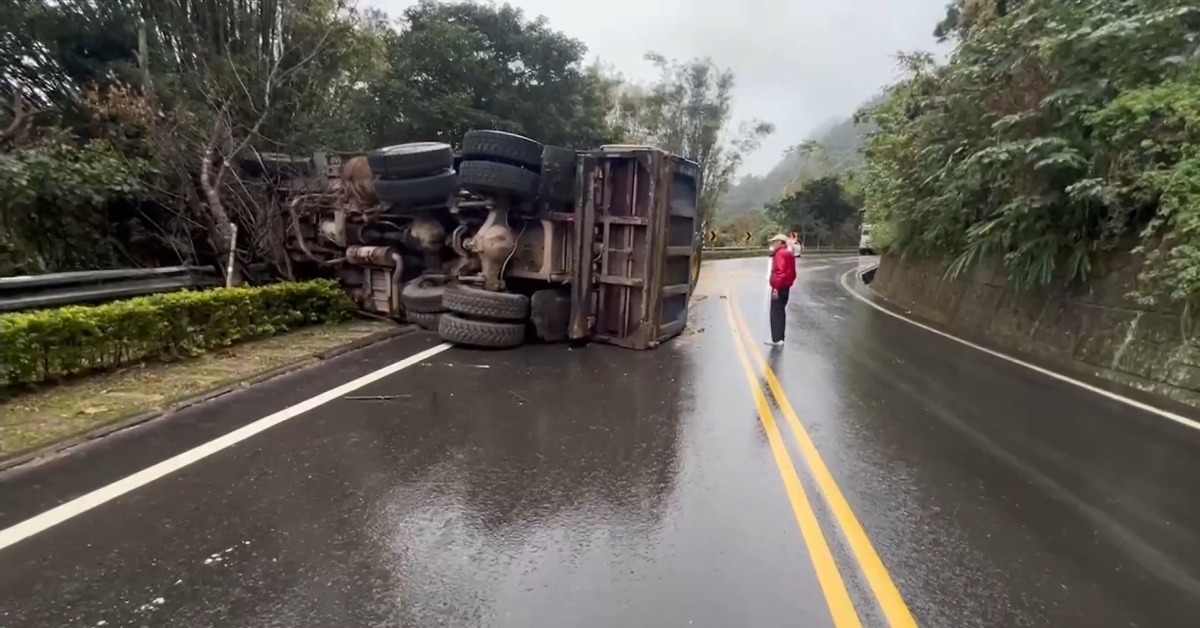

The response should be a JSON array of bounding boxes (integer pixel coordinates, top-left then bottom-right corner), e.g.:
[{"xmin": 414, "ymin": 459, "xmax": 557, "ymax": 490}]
[{"xmin": 859, "ymin": 224, "xmax": 875, "ymax": 256}]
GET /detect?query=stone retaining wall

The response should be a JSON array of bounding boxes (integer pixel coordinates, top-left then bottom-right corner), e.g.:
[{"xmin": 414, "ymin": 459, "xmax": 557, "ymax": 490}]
[{"xmin": 872, "ymin": 253, "xmax": 1200, "ymax": 408}]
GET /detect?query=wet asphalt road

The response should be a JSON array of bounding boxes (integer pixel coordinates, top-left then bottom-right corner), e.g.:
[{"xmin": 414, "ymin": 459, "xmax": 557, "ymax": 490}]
[{"xmin": 4, "ymin": 257, "xmax": 1200, "ymax": 627}]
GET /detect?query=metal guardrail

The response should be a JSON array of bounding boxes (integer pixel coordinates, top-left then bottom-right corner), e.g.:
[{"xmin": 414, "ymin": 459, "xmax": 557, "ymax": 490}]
[{"xmin": 0, "ymin": 266, "xmax": 221, "ymax": 313}]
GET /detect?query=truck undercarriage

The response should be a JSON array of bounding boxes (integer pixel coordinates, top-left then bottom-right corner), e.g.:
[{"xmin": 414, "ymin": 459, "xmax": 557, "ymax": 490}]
[{"xmin": 244, "ymin": 131, "xmax": 703, "ymax": 350}]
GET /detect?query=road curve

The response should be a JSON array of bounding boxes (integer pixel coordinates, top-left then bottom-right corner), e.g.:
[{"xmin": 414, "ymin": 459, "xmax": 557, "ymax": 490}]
[{"xmin": 1, "ymin": 257, "xmax": 1198, "ymax": 627}]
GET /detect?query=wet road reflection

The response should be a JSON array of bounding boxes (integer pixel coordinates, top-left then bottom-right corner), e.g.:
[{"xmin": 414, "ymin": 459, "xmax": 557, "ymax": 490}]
[
  {"xmin": 3, "ymin": 256, "xmax": 1200, "ymax": 627},
  {"xmin": 722, "ymin": 257, "xmax": 1200, "ymax": 627},
  {"xmin": 0, "ymin": 297, "xmax": 831, "ymax": 627}
]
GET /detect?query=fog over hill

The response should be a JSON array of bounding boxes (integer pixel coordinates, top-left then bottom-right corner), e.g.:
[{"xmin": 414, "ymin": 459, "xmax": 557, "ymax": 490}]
[{"xmin": 718, "ymin": 93, "xmax": 886, "ymax": 218}]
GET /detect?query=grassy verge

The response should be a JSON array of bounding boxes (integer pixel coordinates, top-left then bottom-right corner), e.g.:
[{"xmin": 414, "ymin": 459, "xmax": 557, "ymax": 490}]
[{"xmin": 0, "ymin": 320, "xmax": 393, "ymax": 457}]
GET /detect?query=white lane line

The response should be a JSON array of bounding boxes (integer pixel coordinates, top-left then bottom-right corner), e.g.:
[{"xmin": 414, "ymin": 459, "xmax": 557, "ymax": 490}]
[
  {"xmin": 0, "ymin": 342, "xmax": 454, "ymax": 552},
  {"xmin": 839, "ymin": 266, "xmax": 1200, "ymax": 432}
]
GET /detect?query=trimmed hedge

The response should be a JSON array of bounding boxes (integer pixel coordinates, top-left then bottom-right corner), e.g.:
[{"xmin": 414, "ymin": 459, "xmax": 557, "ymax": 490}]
[{"xmin": 0, "ymin": 279, "xmax": 356, "ymax": 388}]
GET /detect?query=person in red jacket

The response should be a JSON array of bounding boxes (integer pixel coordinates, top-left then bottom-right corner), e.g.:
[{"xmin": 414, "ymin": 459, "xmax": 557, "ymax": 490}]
[{"xmin": 767, "ymin": 234, "xmax": 797, "ymax": 346}]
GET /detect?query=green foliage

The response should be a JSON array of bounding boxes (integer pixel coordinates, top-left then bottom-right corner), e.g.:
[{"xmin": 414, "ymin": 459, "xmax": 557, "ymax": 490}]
[
  {"xmin": 767, "ymin": 175, "xmax": 863, "ymax": 247},
  {"xmin": 935, "ymin": 1, "xmax": 1032, "ymax": 43},
  {"xmin": 0, "ymin": 139, "xmax": 150, "ymax": 274},
  {"xmin": 0, "ymin": 279, "xmax": 354, "ymax": 388},
  {"xmin": 2, "ymin": 0, "xmax": 766, "ymax": 274},
  {"xmin": 366, "ymin": 1, "xmax": 617, "ymax": 148},
  {"xmin": 720, "ymin": 94, "xmax": 883, "ymax": 219},
  {"xmin": 862, "ymin": 0, "xmax": 1200, "ymax": 298},
  {"xmin": 610, "ymin": 54, "xmax": 774, "ymax": 219},
  {"xmin": 710, "ymin": 208, "xmax": 780, "ymax": 246},
  {"xmin": 1090, "ymin": 66, "xmax": 1200, "ymax": 301}
]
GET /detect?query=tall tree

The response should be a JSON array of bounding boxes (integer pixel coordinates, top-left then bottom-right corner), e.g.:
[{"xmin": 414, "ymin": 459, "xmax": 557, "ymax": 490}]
[
  {"xmin": 612, "ymin": 53, "xmax": 773, "ymax": 220},
  {"xmin": 767, "ymin": 175, "xmax": 862, "ymax": 247},
  {"xmin": 934, "ymin": 0, "xmax": 1028, "ymax": 42},
  {"xmin": 365, "ymin": 0, "xmax": 617, "ymax": 148},
  {"xmin": 1, "ymin": 0, "xmax": 388, "ymax": 277},
  {"xmin": 866, "ymin": 0, "xmax": 1200, "ymax": 299},
  {"xmin": 718, "ymin": 93, "xmax": 882, "ymax": 219}
]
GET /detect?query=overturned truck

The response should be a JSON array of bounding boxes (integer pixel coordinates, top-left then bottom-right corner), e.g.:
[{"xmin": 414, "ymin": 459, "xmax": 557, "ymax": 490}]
[{"xmin": 249, "ymin": 131, "xmax": 703, "ymax": 350}]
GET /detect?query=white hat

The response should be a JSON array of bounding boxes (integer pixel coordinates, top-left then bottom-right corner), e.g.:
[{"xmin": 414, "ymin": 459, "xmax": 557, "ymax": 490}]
[{"xmin": 768, "ymin": 234, "xmax": 788, "ymax": 243}]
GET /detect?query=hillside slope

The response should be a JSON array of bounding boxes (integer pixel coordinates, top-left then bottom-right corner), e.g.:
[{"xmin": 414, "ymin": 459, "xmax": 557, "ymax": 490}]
[{"xmin": 719, "ymin": 94, "xmax": 883, "ymax": 218}]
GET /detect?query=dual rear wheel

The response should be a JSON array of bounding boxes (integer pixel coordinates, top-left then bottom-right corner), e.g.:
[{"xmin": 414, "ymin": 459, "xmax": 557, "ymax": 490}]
[
  {"xmin": 404, "ymin": 281, "xmax": 531, "ymax": 349},
  {"xmin": 438, "ymin": 285, "xmax": 529, "ymax": 348}
]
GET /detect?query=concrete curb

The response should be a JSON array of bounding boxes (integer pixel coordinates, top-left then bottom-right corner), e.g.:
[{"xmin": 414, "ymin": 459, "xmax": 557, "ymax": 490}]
[{"xmin": 0, "ymin": 324, "xmax": 417, "ymax": 473}]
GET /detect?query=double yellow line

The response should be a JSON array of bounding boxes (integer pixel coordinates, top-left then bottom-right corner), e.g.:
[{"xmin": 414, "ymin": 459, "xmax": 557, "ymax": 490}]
[{"xmin": 722, "ymin": 290, "xmax": 918, "ymax": 628}]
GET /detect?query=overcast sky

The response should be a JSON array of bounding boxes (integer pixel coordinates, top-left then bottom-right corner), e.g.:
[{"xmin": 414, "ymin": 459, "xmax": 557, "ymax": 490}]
[{"xmin": 368, "ymin": 0, "xmax": 951, "ymax": 175}]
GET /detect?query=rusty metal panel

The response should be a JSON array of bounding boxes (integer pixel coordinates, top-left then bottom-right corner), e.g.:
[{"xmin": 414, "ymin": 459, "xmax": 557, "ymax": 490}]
[
  {"xmin": 657, "ymin": 155, "xmax": 702, "ymax": 343},
  {"xmin": 568, "ymin": 153, "xmax": 598, "ymax": 341},
  {"xmin": 579, "ymin": 147, "xmax": 701, "ymax": 350}
]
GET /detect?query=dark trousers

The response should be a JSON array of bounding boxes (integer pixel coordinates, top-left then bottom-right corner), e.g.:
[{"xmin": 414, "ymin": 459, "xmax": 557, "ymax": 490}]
[{"xmin": 770, "ymin": 286, "xmax": 790, "ymax": 342}]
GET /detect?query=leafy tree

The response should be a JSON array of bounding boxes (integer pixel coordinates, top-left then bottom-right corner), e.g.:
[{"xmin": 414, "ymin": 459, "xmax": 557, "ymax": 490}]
[
  {"xmin": 366, "ymin": 0, "xmax": 617, "ymax": 148},
  {"xmin": 864, "ymin": 0, "xmax": 1200, "ymax": 301},
  {"xmin": 934, "ymin": 0, "xmax": 1030, "ymax": 42},
  {"xmin": 0, "ymin": 138, "xmax": 150, "ymax": 274},
  {"xmin": 767, "ymin": 175, "xmax": 862, "ymax": 247},
  {"xmin": 719, "ymin": 94, "xmax": 882, "ymax": 219},
  {"xmin": 612, "ymin": 53, "xmax": 773, "ymax": 220},
  {"xmin": 2, "ymin": 0, "xmax": 395, "ymax": 276},
  {"xmin": 0, "ymin": 0, "xmax": 713, "ymax": 276}
]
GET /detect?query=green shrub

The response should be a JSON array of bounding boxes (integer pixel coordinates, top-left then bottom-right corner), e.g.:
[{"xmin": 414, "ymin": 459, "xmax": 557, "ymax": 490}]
[
  {"xmin": 0, "ymin": 279, "xmax": 355, "ymax": 388},
  {"xmin": 860, "ymin": 0, "xmax": 1200, "ymax": 299}
]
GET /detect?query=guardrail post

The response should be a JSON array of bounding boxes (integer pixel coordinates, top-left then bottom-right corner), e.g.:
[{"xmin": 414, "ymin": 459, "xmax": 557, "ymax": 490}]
[{"xmin": 225, "ymin": 223, "xmax": 238, "ymax": 289}]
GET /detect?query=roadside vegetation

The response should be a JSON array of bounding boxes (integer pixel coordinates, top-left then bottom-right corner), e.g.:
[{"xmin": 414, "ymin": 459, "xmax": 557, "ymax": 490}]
[
  {"xmin": 0, "ymin": 279, "xmax": 354, "ymax": 388},
  {"xmin": 0, "ymin": 0, "xmax": 769, "ymax": 279},
  {"xmin": 860, "ymin": 0, "xmax": 1200, "ymax": 303},
  {"xmin": 0, "ymin": 0, "xmax": 775, "ymax": 450},
  {"xmin": 709, "ymin": 153, "xmax": 867, "ymax": 249},
  {"xmin": 0, "ymin": 319, "xmax": 388, "ymax": 456},
  {"xmin": 0, "ymin": 278, "xmax": 366, "ymax": 456},
  {"xmin": 712, "ymin": 92, "xmax": 879, "ymax": 247}
]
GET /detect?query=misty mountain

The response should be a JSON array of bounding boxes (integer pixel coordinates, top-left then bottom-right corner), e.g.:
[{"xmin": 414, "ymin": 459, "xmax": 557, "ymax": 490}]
[{"xmin": 718, "ymin": 94, "xmax": 885, "ymax": 218}]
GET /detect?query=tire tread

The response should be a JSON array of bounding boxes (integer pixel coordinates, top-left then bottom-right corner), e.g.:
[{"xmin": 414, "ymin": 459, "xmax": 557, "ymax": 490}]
[
  {"xmin": 438, "ymin": 313, "xmax": 525, "ymax": 348},
  {"xmin": 443, "ymin": 285, "xmax": 529, "ymax": 321}
]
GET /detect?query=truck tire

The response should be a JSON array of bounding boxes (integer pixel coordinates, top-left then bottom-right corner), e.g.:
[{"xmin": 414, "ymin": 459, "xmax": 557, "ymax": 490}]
[
  {"xmin": 539, "ymin": 145, "xmax": 577, "ymax": 202},
  {"xmin": 462, "ymin": 130, "xmax": 543, "ymax": 170},
  {"xmin": 401, "ymin": 278, "xmax": 446, "ymax": 313},
  {"xmin": 374, "ymin": 169, "xmax": 458, "ymax": 206},
  {"xmin": 459, "ymin": 160, "xmax": 539, "ymax": 200},
  {"xmin": 407, "ymin": 310, "xmax": 442, "ymax": 330},
  {"xmin": 438, "ymin": 313, "xmax": 526, "ymax": 348},
  {"xmin": 368, "ymin": 142, "xmax": 453, "ymax": 179},
  {"xmin": 443, "ymin": 284, "xmax": 530, "ymax": 321}
]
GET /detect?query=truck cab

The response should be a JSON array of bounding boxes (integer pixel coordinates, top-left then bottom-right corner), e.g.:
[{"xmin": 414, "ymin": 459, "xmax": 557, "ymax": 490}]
[{"xmin": 859, "ymin": 223, "xmax": 875, "ymax": 256}]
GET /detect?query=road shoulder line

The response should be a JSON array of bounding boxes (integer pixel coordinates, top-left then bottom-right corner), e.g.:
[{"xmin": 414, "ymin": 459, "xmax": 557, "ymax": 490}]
[
  {"xmin": 840, "ymin": 265, "xmax": 1200, "ymax": 433},
  {"xmin": 0, "ymin": 324, "xmax": 417, "ymax": 474},
  {"xmin": 0, "ymin": 342, "xmax": 453, "ymax": 552}
]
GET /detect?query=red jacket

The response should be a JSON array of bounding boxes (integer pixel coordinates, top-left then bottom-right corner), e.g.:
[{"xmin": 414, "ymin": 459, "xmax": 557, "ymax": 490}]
[{"xmin": 770, "ymin": 246, "xmax": 797, "ymax": 290}]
